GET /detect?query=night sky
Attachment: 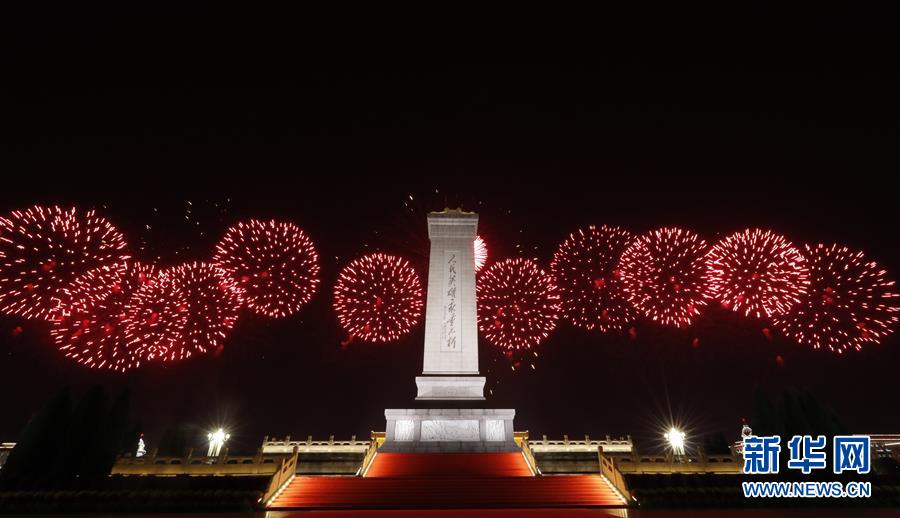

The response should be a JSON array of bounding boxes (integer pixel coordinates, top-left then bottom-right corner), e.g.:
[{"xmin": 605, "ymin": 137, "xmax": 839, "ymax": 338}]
[{"xmin": 2, "ymin": 6, "xmax": 899, "ymax": 455}]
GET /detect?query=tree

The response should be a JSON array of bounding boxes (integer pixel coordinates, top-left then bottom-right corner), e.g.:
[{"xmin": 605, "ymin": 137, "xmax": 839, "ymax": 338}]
[
  {"xmin": 0, "ymin": 388, "xmax": 72, "ymax": 489},
  {"xmin": 55, "ymin": 386, "xmax": 109, "ymax": 487},
  {"xmin": 750, "ymin": 385, "xmax": 776, "ymax": 436}
]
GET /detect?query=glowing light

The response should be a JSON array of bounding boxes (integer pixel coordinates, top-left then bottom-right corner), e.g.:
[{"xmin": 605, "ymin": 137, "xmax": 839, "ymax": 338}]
[
  {"xmin": 51, "ymin": 261, "xmax": 157, "ymax": 372},
  {"xmin": 213, "ymin": 219, "xmax": 320, "ymax": 318},
  {"xmin": 0, "ymin": 205, "xmax": 129, "ymax": 320},
  {"xmin": 619, "ymin": 227, "xmax": 711, "ymax": 327},
  {"xmin": 333, "ymin": 253, "xmax": 424, "ymax": 342},
  {"xmin": 550, "ymin": 225, "xmax": 636, "ymax": 332},
  {"xmin": 477, "ymin": 258, "xmax": 560, "ymax": 351},
  {"xmin": 664, "ymin": 427, "xmax": 686, "ymax": 456},
  {"xmin": 207, "ymin": 428, "xmax": 230, "ymax": 457},
  {"xmin": 474, "ymin": 235, "xmax": 488, "ymax": 272},
  {"xmin": 706, "ymin": 228, "xmax": 809, "ymax": 318},
  {"xmin": 136, "ymin": 433, "xmax": 147, "ymax": 457},
  {"xmin": 773, "ymin": 244, "xmax": 899, "ymax": 353}
]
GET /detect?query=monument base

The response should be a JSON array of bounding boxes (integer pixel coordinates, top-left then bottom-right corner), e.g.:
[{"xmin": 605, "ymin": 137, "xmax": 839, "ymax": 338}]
[
  {"xmin": 381, "ymin": 408, "xmax": 518, "ymax": 452},
  {"xmin": 415, "ymin": 376, "xmax": 486, "ymax": 400}
]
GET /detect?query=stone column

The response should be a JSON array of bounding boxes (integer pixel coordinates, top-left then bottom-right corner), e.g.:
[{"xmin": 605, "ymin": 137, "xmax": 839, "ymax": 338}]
[{"xmin": 415, "ymin": 209, "xmax": 485, "ymax": 400}]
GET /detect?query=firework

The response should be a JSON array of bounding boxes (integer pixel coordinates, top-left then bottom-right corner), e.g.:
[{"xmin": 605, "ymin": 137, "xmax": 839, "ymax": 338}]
[
  {"xmin": 550, "ymin": 225, "xmax": 637, "ymax": 332},
  {"xmin": 474, "ymin": 235, "xmax": 488, "ymax": 272},
  {"xmin": 124, "ymin": 262, "xmax": 242, "ymax": 362},
  {"xmin": 619, "ymin": 227, "xmax": 711, "ymax": 327},
  {"xmin": 0, "ymin": 205, "xmax": 129, "ymax": 320},
  {"xmin": 122, "ymin": 268, "xmax": 188, "ymax": 362},
  {"xmin": 51, "ymin": 262, "xmax": 157, "ymax": 372},
  {"xmin": 477, "ymin": 258, "xmax": 560, "ymax": 350},
  {"xmin": 333, "ymin": 253, "xmax": 424, "ymax": 342},
  {"xmin": 167, "ymin": 262, "xmax": 243, "ymax": 359},
  {"xmin": 213, "ymin": 219, "xmax": 320, "ymax": 318},
  {"xmin": 773, "ymin": 244, "xmax": 899, "ymax": 353},
  {"xmin": 706, "ymin": 228, "xmax": 809, "ymax": 318}
]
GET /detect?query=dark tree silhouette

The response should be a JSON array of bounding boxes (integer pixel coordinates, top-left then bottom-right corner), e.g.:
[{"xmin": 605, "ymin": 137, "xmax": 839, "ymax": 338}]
[{"xmin": 0, "ymin": 388, "xmax": 72, "ymax": 489}]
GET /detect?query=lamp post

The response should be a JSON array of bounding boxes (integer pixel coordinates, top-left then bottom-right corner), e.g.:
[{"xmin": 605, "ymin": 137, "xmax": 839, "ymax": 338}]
[
  {"xmin": 665, "ymin": 427, "xmax": 686, "ymax": 459},
  {"xmin": 207, "ymin": 428, "xmax": 230, "ymax": 457}
]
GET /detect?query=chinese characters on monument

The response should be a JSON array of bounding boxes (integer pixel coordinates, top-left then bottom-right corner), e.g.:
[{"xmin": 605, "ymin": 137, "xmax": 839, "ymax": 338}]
[{"xmin": 442, "ymin": 250, "xmax": 461, "ymax": 351}]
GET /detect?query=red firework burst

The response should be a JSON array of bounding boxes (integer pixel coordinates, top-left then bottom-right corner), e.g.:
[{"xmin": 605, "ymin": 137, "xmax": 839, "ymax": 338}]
[
  {"xmin": 125, "ymin": 262, "xmax": 242, "ymax": 362},
  {"xmin": 474, "ymin": 235, "xmax": 488, "ymax": 272},
  {"xmin": 0, "ymin": 205, "xmax": 129, "ymax": 320},
  {"xmin": 706, "ymin": 228, "xmax": 810, "ymax": 318},
  {"xmin": 333, "ymin": 253, "xmax": 424, "ymax": 342},
  {"xmin": 619, "ymin": 227, "xmax": 711, "ymax": 327},
  {"xmin": 477, "ymin": 258, "xmax": 560, "ymax": 351},
  {"xmin": 550, "ymin": 225, "xmax": 636, "ymax": 332},
  {"xmin": 51, "ymin": 262, "xmax": 157, "ymax": 372},
  {"xmin": 166, "ymin": 262, "xmax": 243, "ymax": 359},
  {"xmin": 773, "ymin": 244, "xmax": 899, "ymax": 353},
  {"xmin": 213, "ymin": 219, "xmax": 320, "ymax": 318},
  {"xmin": 123, "ymin": 268, "xmax": 188, "ymax": 362}
]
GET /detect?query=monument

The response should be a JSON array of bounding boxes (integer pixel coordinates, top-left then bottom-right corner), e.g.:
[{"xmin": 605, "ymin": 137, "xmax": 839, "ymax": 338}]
[{"xmin": 381, "ymin": 209, "xmax": 518, "ymax": 452}]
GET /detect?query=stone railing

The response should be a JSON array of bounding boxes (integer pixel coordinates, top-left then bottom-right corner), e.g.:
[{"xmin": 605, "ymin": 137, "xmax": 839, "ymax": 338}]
[
  {"xmin": 261, "ymin": 434, "xmax": 372, "ymax": 454},
  {"xmin": 520, "ymin": 439, "xmax": 539, "ymax": 475},
  {"xmin": 614, "ymin": 452, "xmax": 741, "ymax": 474},
  {"xmin": 113, "ymin": 447, "xmax": 283, "ymax": 476},
  {"xmin": 528, "ymin": 434, "xmax": 633, "ymax": 453},
  {"xmin": 598, "ymin": 448, "xmax": 631, "ymax": 503},
  {"xmin": 359, "ymin": 438, "xmax": 379, "ymax": 476},
  {"xmin": 262, "ymin": 446, "xmax": 299, "ymax": 506}
]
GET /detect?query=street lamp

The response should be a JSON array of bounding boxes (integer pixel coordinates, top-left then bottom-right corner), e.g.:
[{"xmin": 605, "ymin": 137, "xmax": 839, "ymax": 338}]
[
  {"xmin": 207, "ymin": 428, "xmax": 230, "ymax": 457},
  {"xmin": 665, "ymin": 427, "xmax": 686, "ymax": 457}
]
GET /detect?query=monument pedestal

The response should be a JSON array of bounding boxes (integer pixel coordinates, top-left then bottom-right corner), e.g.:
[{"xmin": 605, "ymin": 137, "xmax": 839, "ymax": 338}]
[
  {"xmin": 415, "ymin": 376, "xmax": 486, "ymax": 400},
  {"xmin": 381, "ymin": 408, "xmax": 518, "ymax": 452},
  {"xmin": 381, "ymin": 210, "xmax": 517, "ymax": 453}
]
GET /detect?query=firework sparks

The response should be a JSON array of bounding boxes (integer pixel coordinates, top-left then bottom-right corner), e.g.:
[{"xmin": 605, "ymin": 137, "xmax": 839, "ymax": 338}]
[
  {"xmin": 333, "ymin": 253, "xmax": 424, "ymax": 342},
  {"xmin": 477, "ymin": 258, "xmax": 560, "ymax": 350},
  {"xmin": 0, "ymin": 205, "xmax": 129, "ymax": 320},
  {"xmin": 706, "ymin": 228, "xmax": 809, "ymax": 318},
  {"xmin": 550, "ymin": 225, "xmax": 636, "ymax": 332},
  {"xmin": 51, "ymin": 262, "xmax": 157, "ymax": 372},
  {"xmin": 619, "ymin": 227, "xmax": 711, "ymax": 327},
  {"xmin": 214, "ymin": 219, "xmax": 320, "ymax": 318},
  {"xmin": 773, "ymin": 244, "xmax": 899, "ymax": 353},
  {"xmin": 474, "ymin": 235, "xmax": 488, "ymax": 272}
]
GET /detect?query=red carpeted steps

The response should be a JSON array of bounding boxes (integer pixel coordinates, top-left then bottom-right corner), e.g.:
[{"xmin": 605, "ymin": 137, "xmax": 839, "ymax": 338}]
[
  {"xmin": 268, "ymin": 453, "xmax": 625, "ymax": 510},
  {"xmin": 365, "ymin": 453, "xmax": 534, "ymax": 478}
]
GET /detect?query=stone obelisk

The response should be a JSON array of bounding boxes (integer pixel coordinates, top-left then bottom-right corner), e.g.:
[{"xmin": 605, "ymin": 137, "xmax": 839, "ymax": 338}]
[
  {"xmin": 416, "ymin": 209, "xmax": 484, "ymax": 400},
  {"xmin": 382, "ymin": 209, "xmax": 517, "ymax": 453}
]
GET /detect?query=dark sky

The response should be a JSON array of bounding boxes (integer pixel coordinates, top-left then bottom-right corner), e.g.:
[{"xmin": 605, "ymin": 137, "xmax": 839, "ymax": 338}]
[{"xmin": 2, "ymin": 6, "xmax": 899, "ymax": 455}]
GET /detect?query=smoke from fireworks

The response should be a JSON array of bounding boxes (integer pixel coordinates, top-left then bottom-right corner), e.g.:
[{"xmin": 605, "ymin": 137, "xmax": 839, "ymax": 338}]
[
  {"xmin": 213, "ymin": 219, "xmax": 320, "ymax": 318},
  {"xmin": 550, "ymin": 225, "xmax": 636, "ymax": 332},
  {"xmin": 474, "ymin": 235, "xmax": 488, "ymax": 272},
  {"xmin": 0, "ymin": 205, "xmax": 129, "ymax": 320},
  {"xmin": 51, "ymin": 262, "xmax": 157, "ymax": 372},
  {"xmin": 619, "ymin": 227, "xmax": 711, "ymax": 327},
  {"xmin": 773, "ymin": 244, "xmax": 899, "ymax": 353},
  {"xmin": 706, "ymin": 228, "xmax": 809, "ymax": 318},
  {"xmin": 333, "ymin": 253, "xmax": 424, "ymax": 342},
  {"xmin": 477, "ymin": 258, "xmax": 560, "ymax": 351}
]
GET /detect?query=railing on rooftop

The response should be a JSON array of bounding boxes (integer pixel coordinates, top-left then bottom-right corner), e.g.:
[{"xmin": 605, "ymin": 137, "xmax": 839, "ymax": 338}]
[
  {"xmin": 261, "ymin": 434, "xmax": 373, "ymax": 454},
  {"xmin": 528, "ymin": 434, "xmax": 634, "ymax": 453}
]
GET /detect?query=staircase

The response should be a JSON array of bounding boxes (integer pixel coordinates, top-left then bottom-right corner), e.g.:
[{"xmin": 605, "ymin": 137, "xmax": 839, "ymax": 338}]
[{"xmin": 267, "ymin": 452, "xmax": 626, "ymax": 510}]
